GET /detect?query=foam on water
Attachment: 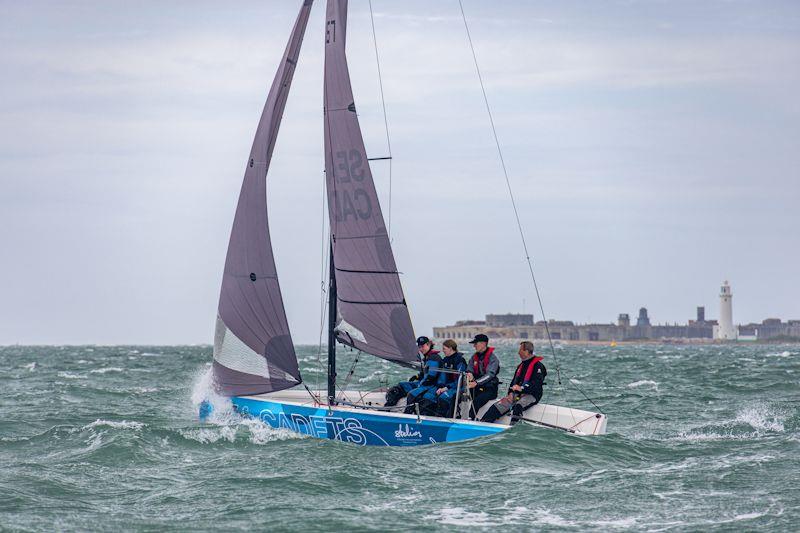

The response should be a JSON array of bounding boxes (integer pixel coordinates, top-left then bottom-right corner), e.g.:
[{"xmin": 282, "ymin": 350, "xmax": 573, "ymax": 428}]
[
  {"xmin": 627, "ymin": 379, "xmax": 658, "ymax": 389},
  {"xmin": 83, "ymin": 419, "xmax": 145, "ymax": 431},
  {"xmin": 735, "ymin": 402, "xmax": 785, "ymax": 432},
  {"xmin": 90, "ymin": 367, "xmax": 124, "ymax": 374},
  {"xmin": 57, "ymin": 371, "xmax": 86, "ymax": 379},
  {"xmin": 766, "ymin": 350, "xmax": 794, "ymax": 357}
]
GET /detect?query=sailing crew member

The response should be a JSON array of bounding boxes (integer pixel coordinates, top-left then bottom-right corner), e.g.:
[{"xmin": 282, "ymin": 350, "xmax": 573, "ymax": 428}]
[
  {"xmin": 481, "ymin": 341, "xmax": 546, "ymax": 424},
  {"xmin": 465, "ymin": 334, "xmax": 501, "ymax": 419},
  {"xmin": 384, "ymin": 336, "xmax": 440, "ymax": 407},
  {"xmin": 402, "ymin": 339, "xmax": 468, "ymax": 416},
  {"xmin": 433, "ymin": 339, "xmax": 468, "ymax": 417}
]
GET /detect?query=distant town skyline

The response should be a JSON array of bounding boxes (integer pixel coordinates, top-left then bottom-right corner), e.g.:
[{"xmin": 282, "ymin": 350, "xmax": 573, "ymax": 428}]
[{"xmin": 1, "ymin": 1, "xmax": 798, "ymax": 344}]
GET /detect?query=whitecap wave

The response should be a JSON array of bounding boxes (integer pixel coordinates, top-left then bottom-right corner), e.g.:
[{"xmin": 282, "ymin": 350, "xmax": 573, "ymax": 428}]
[
  {"xmin": 90, "ymin": 367, "xmax": 124, "ymax": 374},
  {"xmin": 766, "ymin": 351, "xmax": 793, "ymax": 358},
  {"xmin": 734, "ymin": 511, "xmax": 765, "ymax": 521},
  {"xmin": 58, "ymin": 371, "xmax": 87, "ymax": 379},
  {"xmin": 83, "ymin": 419, "xmax": 145, "ymax": 431},
  {"xmin": 627, "ymin": 379, "xmax": 658, "ymax": 389},
  {"xmin": 24, "ymin": 362, "xmax": 36, "ymax": 371},
  {"xmin": 428, "ymin": 506, "xmax": 573, "ymax": 528},
  {"xmin": 735, "ymin": 403, "xmax": 785, "ymax": 432},
  {"xmin": 357, "ymin": 370, "xmax": 385, "ymax": 383},
  {"xmin": 672, "ymin": 402, "xmax": 786, "ymax": 441}
]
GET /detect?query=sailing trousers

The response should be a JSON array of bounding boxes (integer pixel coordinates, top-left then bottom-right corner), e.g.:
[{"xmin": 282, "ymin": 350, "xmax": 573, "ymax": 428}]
[
  {"xmin": 481, "ymin": 393, "xmax": 537, "ymax": 423},
  {"xmin": 468, "ymin": 384, "xmax": 499, "ymax": 419}
]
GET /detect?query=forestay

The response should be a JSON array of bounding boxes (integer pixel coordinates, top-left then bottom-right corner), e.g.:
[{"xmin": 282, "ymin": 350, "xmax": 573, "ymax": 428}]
[
  {"xmin": 323, "ymin": 0, "xmax": 417, "ymax": 365},
  {"xmin": 212, "ymin": 0, "xmax": 313, "ymax": 396}
]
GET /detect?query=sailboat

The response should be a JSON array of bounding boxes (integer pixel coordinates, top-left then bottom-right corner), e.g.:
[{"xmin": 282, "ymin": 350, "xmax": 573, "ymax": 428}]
[{"xmin": 199, "ymin": 0, "xmax": 607, "ymax": 446}]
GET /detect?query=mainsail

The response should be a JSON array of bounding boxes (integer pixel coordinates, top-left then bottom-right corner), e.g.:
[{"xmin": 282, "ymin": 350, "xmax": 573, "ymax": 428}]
[
  {"xmin": 212, "ymin": 0, "xmax": 313, "ymax": 396},
  {"xmin": 323, "ymin": 0, "xmax": 417, "ymax": 364}
]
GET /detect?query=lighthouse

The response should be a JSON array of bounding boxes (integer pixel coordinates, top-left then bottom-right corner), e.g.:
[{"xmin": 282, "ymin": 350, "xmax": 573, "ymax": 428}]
[{"xmin": 714, "ymin": 280, "xmax": 738, "ymax": 340}]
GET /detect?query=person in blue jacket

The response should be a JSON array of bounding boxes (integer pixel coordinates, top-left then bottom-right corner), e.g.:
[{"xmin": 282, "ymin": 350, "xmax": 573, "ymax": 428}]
[
  {"xmin": 434, "ymin": 339, "xmax": 468, "ymax": 417},
  {"xmin": 384, "ymin": 336, "xmax": 439, "ymax": 407},
  {"xmin": 404, "ymin": 339, "xmax": 467, "ymax": 417}
]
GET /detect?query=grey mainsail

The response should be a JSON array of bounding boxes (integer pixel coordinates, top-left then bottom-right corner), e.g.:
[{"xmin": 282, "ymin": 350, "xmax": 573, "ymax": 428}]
[
  {"xmin": 212, "ymin": 0, "xmax": 313, "ymax": 396},
  {"xmin": 324, "ymin": 0, "xmax": 417, "ymax": 364}
]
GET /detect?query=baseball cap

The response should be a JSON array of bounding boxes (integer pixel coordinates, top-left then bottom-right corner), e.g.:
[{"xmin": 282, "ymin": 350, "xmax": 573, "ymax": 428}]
[{"xmin": 468, "ymin": 333, "xmax": 489, "ymax": 344}]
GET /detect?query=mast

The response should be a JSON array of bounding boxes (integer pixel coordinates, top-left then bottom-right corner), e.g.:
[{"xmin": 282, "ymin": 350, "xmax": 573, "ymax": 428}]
[{"xmin": 327, "ymin": 242, "xmax": 337, "ymax": 405}]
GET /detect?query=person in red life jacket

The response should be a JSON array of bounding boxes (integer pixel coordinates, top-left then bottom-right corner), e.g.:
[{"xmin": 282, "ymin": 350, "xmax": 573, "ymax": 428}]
[
  {"xmin": 465, "ymin": 334, "xmax": 501, "ymax": 419},
  {"xmin": 481, "ymin": 340, "xmax": 546, "ymax": 424},
  {"xmin": 385, "ymin": 336, "xmax": 440, "ymax": 407}
]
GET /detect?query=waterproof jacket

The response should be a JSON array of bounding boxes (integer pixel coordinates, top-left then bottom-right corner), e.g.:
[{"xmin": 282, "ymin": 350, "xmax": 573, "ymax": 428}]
[
  {"xmin": 411, "ymin": 350, "xmax": 442, "ymax": 383},
  {"xmin": 425, "ymin": 351, "xmax": 467, "ymax": 390},
  {"xmin": 508, "ymin": 356, "xmax": 547, "ymax": 401},
  {"xmin": 470, "ymin": 347, "xmax": 500, "ymax": 387}
]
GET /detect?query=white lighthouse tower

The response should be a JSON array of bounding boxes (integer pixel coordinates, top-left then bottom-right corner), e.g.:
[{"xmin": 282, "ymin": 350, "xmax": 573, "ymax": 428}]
[{"xmin": 714, "ymin": 280, "xmax": 738, "ymax": 340}]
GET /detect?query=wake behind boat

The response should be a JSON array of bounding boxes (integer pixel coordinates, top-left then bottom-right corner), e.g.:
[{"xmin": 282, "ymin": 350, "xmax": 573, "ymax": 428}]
[{"xmin": 198, "ymin": 0, "xmax": 607, "ymax": 446}]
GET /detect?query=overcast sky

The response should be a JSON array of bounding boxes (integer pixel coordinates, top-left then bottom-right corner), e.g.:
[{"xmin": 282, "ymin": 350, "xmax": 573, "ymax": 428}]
[{"xmin": 1, "ymin": 0, "xmax": 798, "ymax": 345}]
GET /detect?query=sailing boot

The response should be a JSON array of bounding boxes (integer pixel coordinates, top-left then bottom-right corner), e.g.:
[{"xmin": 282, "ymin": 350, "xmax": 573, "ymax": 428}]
[
  {"xmin": 418, "ymin": 398, "xmax": 438, "ymax": 417},
  {"xmin": 480, "ymin": 404, "xmax": 504, "ymax": 424},
  {"xmin": 436, "ymin": 397, "xmax": 453, "ymax": 418},
  {"xmin": 510, "ymin": 403, "xmax": 525, "ymax": 425},
  {"xmin": 384, "ymin": 385, "xmax": 405, "ymax": 407}
]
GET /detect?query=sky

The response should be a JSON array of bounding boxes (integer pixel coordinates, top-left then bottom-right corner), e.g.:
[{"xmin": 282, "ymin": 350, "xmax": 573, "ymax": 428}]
[{"xmin": 1, "ymin": 0, "xmax": 798, "ymax": 345}]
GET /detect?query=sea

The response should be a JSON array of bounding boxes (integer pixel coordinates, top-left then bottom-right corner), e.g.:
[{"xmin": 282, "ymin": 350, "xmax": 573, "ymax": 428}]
[{"xmin": 1, "ymin": 343, "xmax": 797, "ymax": 531}]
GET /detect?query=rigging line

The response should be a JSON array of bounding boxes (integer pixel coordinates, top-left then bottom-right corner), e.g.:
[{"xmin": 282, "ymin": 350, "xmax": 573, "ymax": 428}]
[
  {"xmin": 457, "ymin": 1, "xmax": 604, "ymax": 413},
  {"xmin": 456, "ymin": 0, "xmax": 562, "ymax": 384},
  {"xmin": 368, "ymin": 0, "xmax": 393, "ymax": 240}
]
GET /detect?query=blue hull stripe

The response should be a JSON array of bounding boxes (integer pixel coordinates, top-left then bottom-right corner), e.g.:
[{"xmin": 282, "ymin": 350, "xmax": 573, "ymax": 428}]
[{"xmin": 229, "ymin": 396, "xmax": 507, "ymax": 446}]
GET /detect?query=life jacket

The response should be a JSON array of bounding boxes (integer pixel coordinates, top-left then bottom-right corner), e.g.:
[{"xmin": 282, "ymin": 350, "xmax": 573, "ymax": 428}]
[
  {"xmin": 471, "ymin": 347, "xmax": 495, "ymax": 377},
  {"xmin": 514, "ymin": 356, "xmax": 544, "ymax": 386},
  {"xmin": 438, "ymin": 352, "xmax": 467, "ymax": 385}
]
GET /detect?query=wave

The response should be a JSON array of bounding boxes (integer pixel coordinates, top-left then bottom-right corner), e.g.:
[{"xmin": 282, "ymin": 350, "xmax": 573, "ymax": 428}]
[
  {"xmin": 179, "ymin": 419, "xmax": 302, "ymax": 445},
  {"xmin": 766, "ymin": 351, "xmax": 794, "ymax": 358},
  {"xmin": 735, "ymin": 403, "xmax": 785, "ymax": 432},
  {"xmin": 57, "ymin": 371, "xmax": 87, "ymax": 379},
  {"xmin": 627, "ymin": 379, "xmax": 658, "ymax": 389},
  {"xmin": 671, "ymin": 402, "xmax": 787, "ymax": 442},
  {"xmin": 83, "ymin": 419, "xmax": 145, "ymax": 431},
  {"xmin": 89, "ymin": 367, "xmax": 124, "ymax": 374},
  {"xmin": 357, "ymin": 370, "xmax": 387, "ymax": 383},
  {"xmin": 24, "ymin": 362, "xmax": 36, "ymax": 371}
]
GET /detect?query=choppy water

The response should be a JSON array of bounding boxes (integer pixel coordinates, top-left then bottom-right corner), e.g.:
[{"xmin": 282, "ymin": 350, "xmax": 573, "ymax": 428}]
[{"xmin": 1, "ymin": 343, "xmax": 798, "ymax": 531}]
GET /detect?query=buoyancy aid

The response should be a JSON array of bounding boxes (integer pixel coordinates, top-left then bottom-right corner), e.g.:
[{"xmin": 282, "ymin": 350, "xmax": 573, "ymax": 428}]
[
  {"xmin": 510, "ymin": 356, "xmax": 546, "ymax": 400},
  {"xmin": 471, "ymin": 347, "xmax": 495, "ymax": 376},
  {"xmin": 437, "ymin": 352, "xmax": 467, "ymax": 386},
  {"xmin": 514, "ymin": 356, "xmax": 544, "ymax": 384}
]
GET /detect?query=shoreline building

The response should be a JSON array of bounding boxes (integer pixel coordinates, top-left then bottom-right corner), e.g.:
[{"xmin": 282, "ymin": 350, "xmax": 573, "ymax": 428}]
[
  {"xmin": 433, "ymin": 307, "xmax": 717, "ymax": 343},
  {"xmin": 713, "ymin": 280, "xmax": 738, "ymax": 340},
  {"xmin": 433, "ymin": 282, "xmax": 800, "ymax": 342}
]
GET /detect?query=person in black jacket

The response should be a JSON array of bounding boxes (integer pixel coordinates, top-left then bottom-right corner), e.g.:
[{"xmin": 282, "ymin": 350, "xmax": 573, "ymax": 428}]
[
  {"xmin": 465, "ymin": 334, "xmax": 501, "ymax": 419},
  {"xmin": 481, "ymin": 341, "xmax": 546, "ymax": 424}
]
